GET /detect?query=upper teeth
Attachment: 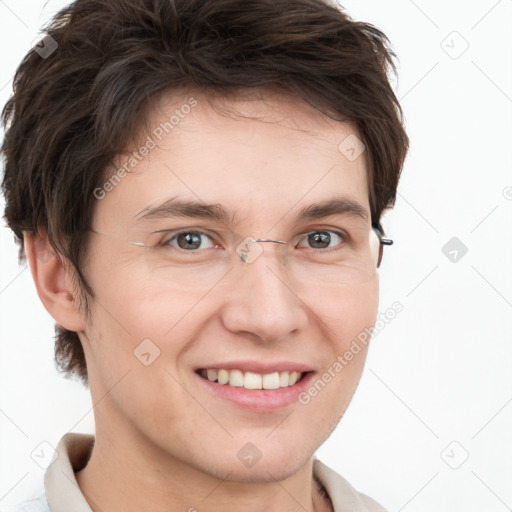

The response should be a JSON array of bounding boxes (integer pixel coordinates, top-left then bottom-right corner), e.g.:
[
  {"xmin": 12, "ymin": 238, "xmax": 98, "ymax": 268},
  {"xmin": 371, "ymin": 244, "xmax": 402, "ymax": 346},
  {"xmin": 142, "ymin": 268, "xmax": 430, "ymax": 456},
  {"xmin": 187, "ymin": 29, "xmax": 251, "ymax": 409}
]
[{"xmin": 200, "ymin": 369, "xmax": 303, "ymax": 389}]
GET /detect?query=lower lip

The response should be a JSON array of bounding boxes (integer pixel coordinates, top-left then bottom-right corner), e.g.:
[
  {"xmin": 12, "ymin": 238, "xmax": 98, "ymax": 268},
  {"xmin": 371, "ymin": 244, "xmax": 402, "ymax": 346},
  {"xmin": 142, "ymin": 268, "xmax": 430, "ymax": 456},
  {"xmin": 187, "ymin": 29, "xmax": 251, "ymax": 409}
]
[{"xmin": 196, "ymin": 371, "xmax": 315, "ymax": 412}]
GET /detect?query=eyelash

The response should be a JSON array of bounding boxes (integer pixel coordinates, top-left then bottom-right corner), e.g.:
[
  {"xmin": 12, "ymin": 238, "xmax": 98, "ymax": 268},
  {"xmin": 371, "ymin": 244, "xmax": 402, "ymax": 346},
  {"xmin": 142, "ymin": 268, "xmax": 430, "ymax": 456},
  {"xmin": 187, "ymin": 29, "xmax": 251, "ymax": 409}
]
[{"xmin": 158, "ymin": 229, "xmax": 349, "ymax": 253}]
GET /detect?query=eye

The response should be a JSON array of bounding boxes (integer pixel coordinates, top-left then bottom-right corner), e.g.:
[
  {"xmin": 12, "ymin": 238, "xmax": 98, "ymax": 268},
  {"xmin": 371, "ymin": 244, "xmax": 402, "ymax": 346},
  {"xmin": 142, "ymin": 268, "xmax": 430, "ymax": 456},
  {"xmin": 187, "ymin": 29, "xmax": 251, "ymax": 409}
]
[
  {"xmin": 166, "ymin": 231, "xmax": 217, "ymax": 251},
  {"xmin": 298, "ymin": 230, "xmax": 346, "ymax": 250}
]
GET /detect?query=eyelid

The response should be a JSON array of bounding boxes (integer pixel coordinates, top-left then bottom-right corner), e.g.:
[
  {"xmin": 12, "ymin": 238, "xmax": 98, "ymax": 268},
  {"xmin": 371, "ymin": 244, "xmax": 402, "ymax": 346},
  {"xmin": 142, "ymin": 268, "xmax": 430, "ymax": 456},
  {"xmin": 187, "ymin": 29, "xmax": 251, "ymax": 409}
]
[
  {"xmin": 153, "ymin": 226, "xmax": 224, "ymax": 238},
  {"xmin": 298, "ymin": 226, "xmax": 349, "ymax": 237}
]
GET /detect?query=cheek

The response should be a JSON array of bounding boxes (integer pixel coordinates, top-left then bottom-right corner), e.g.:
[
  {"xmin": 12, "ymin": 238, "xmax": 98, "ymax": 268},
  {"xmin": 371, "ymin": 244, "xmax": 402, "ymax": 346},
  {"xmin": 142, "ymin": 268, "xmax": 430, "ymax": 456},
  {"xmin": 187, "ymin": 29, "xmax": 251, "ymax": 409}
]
[
  {"xmin": 84, "ymin": 242, "xmax": 203, "ymax": 341},
  {"xmin": 305, "ymin": 277, "xmax": 378, "ymax": 405},
  {"xmin": 81, "ymin": 263, "xmax": 215, "ymax": 409},
  {"xmin": 319, "ymin": 276, "xmax": 379, "ymax": 347}
]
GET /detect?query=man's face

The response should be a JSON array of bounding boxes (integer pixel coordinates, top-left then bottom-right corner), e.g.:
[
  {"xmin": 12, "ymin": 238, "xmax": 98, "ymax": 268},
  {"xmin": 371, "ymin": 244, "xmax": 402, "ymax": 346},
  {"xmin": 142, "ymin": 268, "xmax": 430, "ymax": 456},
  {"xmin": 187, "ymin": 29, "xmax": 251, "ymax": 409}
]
[{"xmin": 79, "ymin": 91, "xmax": 379, "ymax": 482}]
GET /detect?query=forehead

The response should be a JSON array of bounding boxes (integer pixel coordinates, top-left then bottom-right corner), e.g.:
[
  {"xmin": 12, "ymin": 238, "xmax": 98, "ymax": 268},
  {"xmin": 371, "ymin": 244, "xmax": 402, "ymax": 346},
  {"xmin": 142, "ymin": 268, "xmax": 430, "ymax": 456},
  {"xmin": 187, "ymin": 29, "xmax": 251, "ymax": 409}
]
[{"xmin": 93, "ymin": 90, "xmax": 370, "ymax": 232}]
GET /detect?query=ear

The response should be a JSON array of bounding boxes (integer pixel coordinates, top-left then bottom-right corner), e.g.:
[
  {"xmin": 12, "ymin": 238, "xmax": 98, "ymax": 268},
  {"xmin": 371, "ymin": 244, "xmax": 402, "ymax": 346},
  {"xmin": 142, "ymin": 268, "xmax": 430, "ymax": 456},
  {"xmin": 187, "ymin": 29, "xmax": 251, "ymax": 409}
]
[{"xmin": 24, "ymin": 230, "xmax": 86, "ymax": 332}]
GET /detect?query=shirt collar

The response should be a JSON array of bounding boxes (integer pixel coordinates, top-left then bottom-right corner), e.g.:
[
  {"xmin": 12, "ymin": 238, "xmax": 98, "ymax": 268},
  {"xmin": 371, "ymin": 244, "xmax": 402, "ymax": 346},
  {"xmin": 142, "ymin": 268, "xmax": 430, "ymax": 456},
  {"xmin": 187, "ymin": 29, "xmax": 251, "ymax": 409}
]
[{"xmin": 45, "ymin": 433, "xmax": 94, "ymax": 512}]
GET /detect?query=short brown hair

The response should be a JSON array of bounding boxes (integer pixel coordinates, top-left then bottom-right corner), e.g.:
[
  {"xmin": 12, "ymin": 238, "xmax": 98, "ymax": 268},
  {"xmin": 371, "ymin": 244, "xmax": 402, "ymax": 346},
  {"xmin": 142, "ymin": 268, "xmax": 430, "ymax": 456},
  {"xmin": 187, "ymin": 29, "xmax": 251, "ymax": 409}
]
[{"xmin": 1, "ymin": 0, "xmax": 409, "ymax": 385}]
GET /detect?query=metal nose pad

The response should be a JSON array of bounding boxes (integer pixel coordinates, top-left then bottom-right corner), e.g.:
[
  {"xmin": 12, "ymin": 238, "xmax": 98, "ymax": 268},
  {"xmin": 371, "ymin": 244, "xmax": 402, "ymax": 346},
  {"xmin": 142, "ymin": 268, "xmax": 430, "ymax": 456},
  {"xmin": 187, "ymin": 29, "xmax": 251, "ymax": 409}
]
[{"xmin": 235, "ymin": 237, "xmax": 288, "ymax": 264}]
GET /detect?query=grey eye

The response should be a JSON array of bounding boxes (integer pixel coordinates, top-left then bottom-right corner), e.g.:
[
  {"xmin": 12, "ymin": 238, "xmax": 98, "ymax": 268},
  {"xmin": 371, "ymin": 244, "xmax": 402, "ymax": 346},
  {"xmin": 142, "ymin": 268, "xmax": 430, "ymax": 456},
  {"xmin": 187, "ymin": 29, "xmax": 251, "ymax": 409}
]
[
  {"xmin": 300, "ymin": 231, "xmax": 344, "ymax": 250},
  {"xmin": 170, "ymin": 232, "xmax": 215, "ymax": 251}
]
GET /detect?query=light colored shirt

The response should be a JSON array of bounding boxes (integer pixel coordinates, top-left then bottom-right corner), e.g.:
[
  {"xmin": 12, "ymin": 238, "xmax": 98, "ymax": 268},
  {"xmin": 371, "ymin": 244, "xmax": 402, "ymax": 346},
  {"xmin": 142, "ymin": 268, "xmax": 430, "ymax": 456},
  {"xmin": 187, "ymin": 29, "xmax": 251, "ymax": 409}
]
[{"xmin": 9, "ymin": 433, "xmax": 388, "ymax": 511}]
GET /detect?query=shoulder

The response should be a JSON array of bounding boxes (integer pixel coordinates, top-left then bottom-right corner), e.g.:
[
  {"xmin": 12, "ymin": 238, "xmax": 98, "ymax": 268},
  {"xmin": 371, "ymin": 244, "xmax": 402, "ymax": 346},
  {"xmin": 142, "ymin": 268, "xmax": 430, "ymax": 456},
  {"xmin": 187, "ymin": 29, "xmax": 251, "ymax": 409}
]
[{"xmin": 313, "ymin": 459, "xmax": 388, "ymax": 512}]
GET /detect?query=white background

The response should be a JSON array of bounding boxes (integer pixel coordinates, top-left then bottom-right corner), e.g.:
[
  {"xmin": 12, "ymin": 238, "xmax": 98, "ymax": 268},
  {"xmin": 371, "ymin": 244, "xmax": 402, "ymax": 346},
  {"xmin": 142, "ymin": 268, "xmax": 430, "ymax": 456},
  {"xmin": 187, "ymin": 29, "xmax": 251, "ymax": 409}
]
[{"xmin": 1, "ymin": 1, "xmax": 511, "ymax": 510}]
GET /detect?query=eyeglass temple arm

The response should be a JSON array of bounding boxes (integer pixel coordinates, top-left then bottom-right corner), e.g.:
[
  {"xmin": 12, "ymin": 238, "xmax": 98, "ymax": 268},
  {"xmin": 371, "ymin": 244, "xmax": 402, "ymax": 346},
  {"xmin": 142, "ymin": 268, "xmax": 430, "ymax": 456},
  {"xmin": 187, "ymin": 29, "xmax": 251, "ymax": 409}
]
[{"xmin": 372, "ymin": 222, "xmax": 393, "ymax": 246}]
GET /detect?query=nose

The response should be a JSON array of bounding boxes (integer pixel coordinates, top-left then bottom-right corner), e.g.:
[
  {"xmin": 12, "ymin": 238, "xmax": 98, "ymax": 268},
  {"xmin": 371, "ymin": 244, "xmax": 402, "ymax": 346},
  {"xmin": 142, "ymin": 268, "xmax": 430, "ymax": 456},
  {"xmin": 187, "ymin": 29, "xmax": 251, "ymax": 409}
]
[{"xmin": 220, "ymin": 242, "xmax": 308, "ymax": 343}]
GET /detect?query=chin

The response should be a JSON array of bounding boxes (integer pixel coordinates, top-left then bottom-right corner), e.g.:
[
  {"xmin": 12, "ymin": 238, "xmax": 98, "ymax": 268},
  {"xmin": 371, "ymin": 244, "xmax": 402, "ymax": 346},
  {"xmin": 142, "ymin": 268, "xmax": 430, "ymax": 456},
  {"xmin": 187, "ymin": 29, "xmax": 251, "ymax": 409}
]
[
  {"xmin": 177, "ymin": 436, "xmax": 313, "ymax": 484},
  {"xmin": 230, "ymin": 439, "xmax": 315, "ymax": 483},
  {"xmin": 224, "ymin": 457, "xmax": 310, "ymax": 484}
]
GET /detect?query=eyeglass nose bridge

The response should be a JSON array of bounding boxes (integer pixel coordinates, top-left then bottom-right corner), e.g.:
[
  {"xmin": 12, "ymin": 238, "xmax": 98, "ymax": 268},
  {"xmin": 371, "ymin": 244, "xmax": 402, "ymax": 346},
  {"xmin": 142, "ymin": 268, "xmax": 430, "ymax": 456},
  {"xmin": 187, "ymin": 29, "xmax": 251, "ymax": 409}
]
[
  {"xmin": 236, "ymin": 236, "xmax": 288, "ymax": 264},
  {"xmin": 252, "ymin": 238, "xmax": 288, "ymax": 244}
]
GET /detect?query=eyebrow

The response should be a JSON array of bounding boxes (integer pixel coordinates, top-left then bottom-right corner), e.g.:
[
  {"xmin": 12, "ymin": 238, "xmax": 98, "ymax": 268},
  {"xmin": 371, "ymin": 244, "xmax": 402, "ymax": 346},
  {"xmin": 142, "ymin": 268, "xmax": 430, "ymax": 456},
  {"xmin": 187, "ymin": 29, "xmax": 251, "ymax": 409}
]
[
  {"xmin": 296, "ymin": 197, "xmax": 368, "ymax": 222},
  {"xmin": 135, "ymin": 195, "xmax": 369, "ymax": 225}
]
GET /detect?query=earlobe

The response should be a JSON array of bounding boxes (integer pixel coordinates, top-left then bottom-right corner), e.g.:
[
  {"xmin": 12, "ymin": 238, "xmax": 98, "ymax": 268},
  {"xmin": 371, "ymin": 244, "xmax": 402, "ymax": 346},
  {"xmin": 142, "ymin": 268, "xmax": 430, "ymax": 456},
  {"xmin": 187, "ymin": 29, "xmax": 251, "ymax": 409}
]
[{"xmin": 24, "ymin": 231, "xmax": 86, "ymax": 332}]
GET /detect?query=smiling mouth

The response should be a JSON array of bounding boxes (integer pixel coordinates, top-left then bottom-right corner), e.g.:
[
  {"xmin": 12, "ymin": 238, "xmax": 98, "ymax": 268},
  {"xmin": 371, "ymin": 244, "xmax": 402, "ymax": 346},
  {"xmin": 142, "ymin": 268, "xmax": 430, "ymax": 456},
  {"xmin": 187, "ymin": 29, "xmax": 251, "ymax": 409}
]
[{"xmin": 197, "ymin": 369, "xmax": 307, "ymax": 390}]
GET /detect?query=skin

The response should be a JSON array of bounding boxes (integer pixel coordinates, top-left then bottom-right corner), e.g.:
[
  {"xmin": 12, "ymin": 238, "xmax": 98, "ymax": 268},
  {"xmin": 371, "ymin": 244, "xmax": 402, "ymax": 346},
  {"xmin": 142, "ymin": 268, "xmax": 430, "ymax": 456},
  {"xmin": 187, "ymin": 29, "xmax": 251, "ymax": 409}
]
[{"xmin": 25, "ymin": 90, "xmax": 379, "ymax": 512}]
